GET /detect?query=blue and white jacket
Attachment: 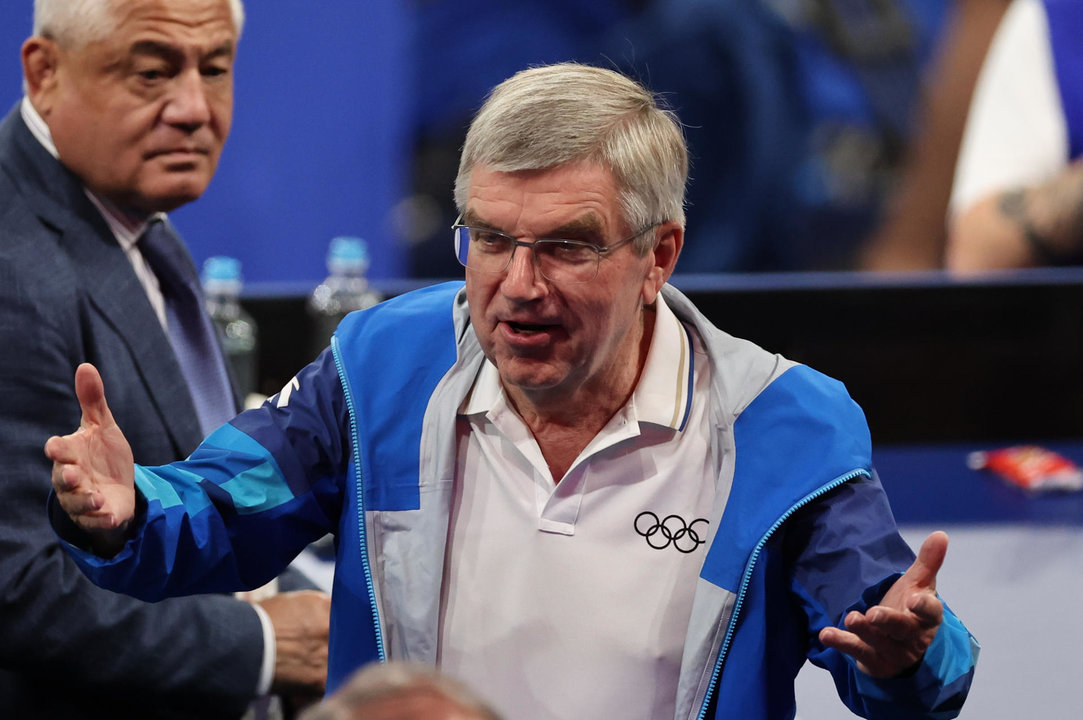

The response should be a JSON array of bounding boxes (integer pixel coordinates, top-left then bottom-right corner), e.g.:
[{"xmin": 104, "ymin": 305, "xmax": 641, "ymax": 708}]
[{"xmin": 58, "ymin": 282, "xmax": 977, "ymax": 720}]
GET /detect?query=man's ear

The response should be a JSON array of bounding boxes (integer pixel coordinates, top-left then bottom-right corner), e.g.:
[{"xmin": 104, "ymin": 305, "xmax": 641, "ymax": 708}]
[
  {"xmin": 22, "ymin": 37, "xmax": 60, "ymax": 115},
  {"xmin": 642, "ymin": 222, "xmax": 684, "ymax": 305}
]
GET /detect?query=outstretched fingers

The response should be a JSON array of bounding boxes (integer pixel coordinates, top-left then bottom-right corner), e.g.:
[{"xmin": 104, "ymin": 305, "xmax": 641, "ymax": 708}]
[
  {"xmin": 819, "ymin": 622, "xmax": 878, "ymax": 670},
  {"xmin": 820, "ymin": 610, "xmax": 927, "ymax": 678},
  {"xmin": 49, "ymin": 447, "xmax": 110, "ymax": 524},
  {"xmin": 906, "ymin": 591, "xmax": 945, "ymax": 629}
]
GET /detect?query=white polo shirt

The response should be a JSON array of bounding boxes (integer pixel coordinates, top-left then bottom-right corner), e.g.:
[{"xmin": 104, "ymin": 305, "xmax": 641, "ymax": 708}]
[{"xmin": 439, "ymin": 295, "xmax": 717, "ymax": 720}]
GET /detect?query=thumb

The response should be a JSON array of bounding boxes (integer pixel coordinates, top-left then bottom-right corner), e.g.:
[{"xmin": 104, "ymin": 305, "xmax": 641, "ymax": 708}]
[
  {"xmin": 907, "ymin": 530, "xmax": 949, "ymax": 591},
  {"xmin": 75, "ymin": 363, "xmax": 115, "ymax": 429}
]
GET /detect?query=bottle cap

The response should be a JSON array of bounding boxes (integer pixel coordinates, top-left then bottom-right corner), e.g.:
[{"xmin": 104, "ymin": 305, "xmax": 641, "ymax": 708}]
[
  {"xmin": 327, "ymin": 236, "xmax": 369, "ymax": 274},
  {"xmin": 202, "ymin": 255, "xmax": 243, "ymax": 292}
]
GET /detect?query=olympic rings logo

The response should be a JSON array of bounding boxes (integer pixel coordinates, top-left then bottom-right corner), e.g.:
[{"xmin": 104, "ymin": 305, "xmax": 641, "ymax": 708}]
[{"xmin": 634, "ymin": 511, "xmax": 709, "ymax": 553}]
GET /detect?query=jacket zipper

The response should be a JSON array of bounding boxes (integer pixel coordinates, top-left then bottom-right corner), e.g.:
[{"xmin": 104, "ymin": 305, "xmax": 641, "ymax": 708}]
[
  {"xmin": 332, "ymin": 335, "xmax": 387, "ymax": 661},
  {"xmin": 695, "ymin": 469, "xmax": 869, "ymax": 720}
]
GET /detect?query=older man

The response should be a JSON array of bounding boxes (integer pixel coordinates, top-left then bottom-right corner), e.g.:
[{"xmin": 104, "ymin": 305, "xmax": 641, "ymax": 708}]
[
  {"xmin": 0, "ymin": 1, "xmax": 328, "ymax": 717},
  {"xmin": 47, "ymin": 63, "xmax": 978, "ymax": 720}
]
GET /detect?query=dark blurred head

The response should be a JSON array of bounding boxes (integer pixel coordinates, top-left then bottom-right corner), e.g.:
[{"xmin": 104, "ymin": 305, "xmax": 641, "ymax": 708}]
[{"xmin": 300, "ymin": 662, "xmax": 502, "ymax": 720}]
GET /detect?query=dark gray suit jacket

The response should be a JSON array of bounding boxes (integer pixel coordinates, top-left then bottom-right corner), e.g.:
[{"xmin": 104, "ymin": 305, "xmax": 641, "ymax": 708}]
[{"xmin": 0, "ymin": 104, "xmax": 263, "ymax": 719}]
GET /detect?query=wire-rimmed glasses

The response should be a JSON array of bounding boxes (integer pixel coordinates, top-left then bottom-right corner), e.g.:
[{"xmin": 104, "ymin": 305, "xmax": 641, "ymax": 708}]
[{"xmin": 451, "ymin": 218, "xmax": 658, "ymax": 284}]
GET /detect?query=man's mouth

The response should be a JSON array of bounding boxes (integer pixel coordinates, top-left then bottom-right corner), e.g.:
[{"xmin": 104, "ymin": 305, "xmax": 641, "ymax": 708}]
[
  {"xmin": 504, "ymin": 321, "xmax": 557, "ymax": 336},
  {"xmin": 148, "ymin": 147, "xmax": 209, "ymax": 160},
  {"xmin": 504, "ymin": 320, "xmax": 545, "ymax": 333}
]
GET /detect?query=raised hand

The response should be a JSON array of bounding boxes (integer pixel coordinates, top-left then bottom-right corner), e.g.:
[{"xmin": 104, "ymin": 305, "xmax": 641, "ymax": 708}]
[
  {"xmin": 819, "ymin": 530, "xmax": 948, "ymax": 678},
  {"xmin": 45, "ymin": 363, "xmax": 136, "ymax": 556}
]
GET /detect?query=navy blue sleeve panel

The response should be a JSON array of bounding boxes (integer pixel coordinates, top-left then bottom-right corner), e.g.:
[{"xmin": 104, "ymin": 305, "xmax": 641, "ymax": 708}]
[
  {"xmin": 706, "ymin": 360, "xmax": 976, "ymax": 719},
  {"xmin": 785, "ymin": 471, "xmax": 916, "ymax": 632},
  {"xmin": 786, "ymin": 475, "xmax": 978, "ymax": 718},
  {"xmin": 231, "ymin": 345, "xmax": 351, "ymax": 517}
]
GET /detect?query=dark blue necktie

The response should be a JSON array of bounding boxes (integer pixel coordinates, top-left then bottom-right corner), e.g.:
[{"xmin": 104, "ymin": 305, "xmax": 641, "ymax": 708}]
[{"xmin": 139, "ymin": 218, "xmax": 236, "ymax": 436}]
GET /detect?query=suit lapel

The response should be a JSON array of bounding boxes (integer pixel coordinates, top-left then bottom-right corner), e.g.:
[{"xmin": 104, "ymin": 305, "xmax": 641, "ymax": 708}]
[
  {"xmin": 1, "ymin": 106, "xmax": 205, "ymax": 455},
  {"xmin": 73, "ymin": 224, "xmax": 207, "ymax": 455}
]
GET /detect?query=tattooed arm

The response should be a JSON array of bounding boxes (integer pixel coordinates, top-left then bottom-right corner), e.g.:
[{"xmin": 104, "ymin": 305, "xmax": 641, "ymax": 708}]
[{"xmin": 947, "ymin": 158, "xmax": 1083, "ymax": 271}]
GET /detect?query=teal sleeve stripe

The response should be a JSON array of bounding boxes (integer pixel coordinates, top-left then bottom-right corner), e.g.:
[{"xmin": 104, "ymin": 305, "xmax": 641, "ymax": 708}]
[
  {"xmin": 219, "ymin": 462, "xmax": 295, "ymax": 515},
  {"xmin": 204, "ymin": 422, "xmax": 295, "ymax": 515},
  {"xmin": 134, "ymin": 464, "xmax": 211, "ymax": 515},
  {"xmin": 204, "ymin": 422, "xmax": 281, "ymax": 469},
  {"xmin": 852, "ymin": 606, "xmax": 979, "ymax": 702},
  {"xmin": 920, "ymin": 608, "xmax": 980, "ymax": 684},
  {"xmin": 136, "ymin": 423, "xmax": 295, "ymax": 517}
]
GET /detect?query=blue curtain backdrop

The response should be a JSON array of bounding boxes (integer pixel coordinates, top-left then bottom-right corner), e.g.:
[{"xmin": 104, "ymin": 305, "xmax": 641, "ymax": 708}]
[{"xmin": 0, "ymin": 1, "xmax": 412, "ymax": 288}]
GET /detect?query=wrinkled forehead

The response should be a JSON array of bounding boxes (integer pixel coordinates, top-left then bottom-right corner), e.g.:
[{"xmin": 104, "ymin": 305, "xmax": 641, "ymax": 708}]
[{"xmin": 463, "ymin": 163, "xmax": 625, "ymax": 237}]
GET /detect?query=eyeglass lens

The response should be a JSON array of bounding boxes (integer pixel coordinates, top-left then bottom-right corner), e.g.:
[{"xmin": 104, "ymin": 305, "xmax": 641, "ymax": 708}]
[{"xmin": 454, "ymin": 226, "xmax": 601, "ymax": 283}]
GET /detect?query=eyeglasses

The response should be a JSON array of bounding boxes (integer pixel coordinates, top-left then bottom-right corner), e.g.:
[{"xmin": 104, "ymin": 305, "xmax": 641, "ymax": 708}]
[{"xmin": 452, "ymin": 217, "xmax": 658, "ymax": 284}]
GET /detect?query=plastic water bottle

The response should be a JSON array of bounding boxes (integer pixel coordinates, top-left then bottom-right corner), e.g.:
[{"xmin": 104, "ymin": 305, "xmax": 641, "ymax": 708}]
[
  {"xmin": 307, "ymin": 236, "xmax": 382, "ymax": 359},
  {"xmin": 201, "ymin": 256, "xmax": 259, "ymax": 401}
]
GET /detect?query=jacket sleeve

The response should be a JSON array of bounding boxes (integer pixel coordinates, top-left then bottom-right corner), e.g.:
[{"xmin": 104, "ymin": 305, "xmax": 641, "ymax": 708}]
[
  {"xmin": 52, "ymin": 347, "xmax": 350, "ymax": 601},
  {"xmin": 786, "ymin": 473, "xmax": 979, "ymax": 719},
  {"xmin": 0, "ymin": 257, "xmax": 262, "ymax": 717}
]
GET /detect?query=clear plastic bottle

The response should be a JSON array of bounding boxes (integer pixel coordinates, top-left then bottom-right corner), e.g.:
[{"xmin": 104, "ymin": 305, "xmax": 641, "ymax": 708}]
[
  {"xmin": 201, "ymin": 256, "xmax": 259, "ymax": 402},
  {"xmin": 307, "ymin": 236, "xmax": 382, "ymax": 359}
]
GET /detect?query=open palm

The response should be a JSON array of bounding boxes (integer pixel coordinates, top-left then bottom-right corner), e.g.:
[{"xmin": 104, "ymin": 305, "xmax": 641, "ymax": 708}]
[
  {"xmin": 46, "ymin": 363, "xmax": 136, "ymax": 555},
  {"xmin": 819, "ymin": 531, "xmax": 948, "ymax": 678}
]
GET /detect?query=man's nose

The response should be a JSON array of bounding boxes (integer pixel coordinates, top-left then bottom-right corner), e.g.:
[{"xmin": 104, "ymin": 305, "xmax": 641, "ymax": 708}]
[
  {"xmin": 162, "ymin": 70, "xmax": 212, "ymax": 129},
  {"xmin": 501, "ymin": 243, "xmax": 546, "ymax": 296}
]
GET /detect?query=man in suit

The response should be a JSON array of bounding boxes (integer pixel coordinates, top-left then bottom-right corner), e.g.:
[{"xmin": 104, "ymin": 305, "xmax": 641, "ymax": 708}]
[{"xmin": 0, "ymin": 0, "xmax": 330, "ymax": 717}]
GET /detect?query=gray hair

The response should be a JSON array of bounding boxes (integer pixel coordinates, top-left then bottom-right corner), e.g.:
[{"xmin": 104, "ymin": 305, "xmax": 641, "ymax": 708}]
[
  {"xmin": 454, "ymin": 62, "xmax": 688, "ymax": 252},
  {"xmin": 299, "ymin": 662, "xmax": 503, "ymax": 720},
  {"xmin": 33, "ymin": 0, "xmax": 246, "ymax": 48}
]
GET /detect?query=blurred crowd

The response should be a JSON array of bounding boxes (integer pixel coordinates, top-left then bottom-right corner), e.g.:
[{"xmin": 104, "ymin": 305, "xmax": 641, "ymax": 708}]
[{"xmin": 403, "ymin": 0, "xmax": 1014, "ymax": 277}]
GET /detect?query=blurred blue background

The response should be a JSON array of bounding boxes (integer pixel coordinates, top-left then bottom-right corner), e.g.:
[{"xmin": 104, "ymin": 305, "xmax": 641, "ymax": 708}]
[{"xmin": 0, "ymin": 1, "xmax": 947, "ymax": 287}]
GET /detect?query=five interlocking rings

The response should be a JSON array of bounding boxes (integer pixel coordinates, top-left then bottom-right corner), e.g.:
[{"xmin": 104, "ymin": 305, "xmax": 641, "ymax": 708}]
[{"xmin": 634, "ymin": 511, "xmax": 709, "ymax": 553}]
